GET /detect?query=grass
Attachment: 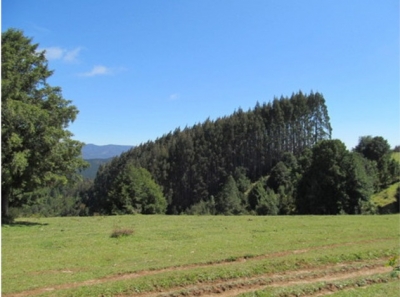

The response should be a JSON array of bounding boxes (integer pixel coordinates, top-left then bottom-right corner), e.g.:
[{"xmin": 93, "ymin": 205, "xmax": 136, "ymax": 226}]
[
  {"xmin": 371, "ymin": 182, "xmax": 399, "ymax": 212},
  {"xmin": 239, "ymin": 274, "xmax": 399, "ymax": 297},
  {"xmin": 2, "ymin": 215, "xmax": 399, "ymax": 296}
]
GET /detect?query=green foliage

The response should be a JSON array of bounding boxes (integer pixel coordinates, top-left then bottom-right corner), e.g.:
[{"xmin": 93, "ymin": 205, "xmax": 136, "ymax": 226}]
[
  {"xmin": 267, "ymin": 161, "xmax": 291, "ymax": 192},
  {"xmin": 215, "ymin": 175, "xmax": 243, "ymax": 214},
  {"xmin": 355, "ymin": 136, "xmax": 391, "ymax": 162},
  {"xmin": 1, "ymin": 29, "xmax": 87, "ymax": 223},
  {"xmin": 94, "ymin": 91, "xmax": 332, "ymax": 213},
  {"xmin": 105, "ymin": 164, "xmax": 167, "ymax": 214},
  {"xmin": 297, "ymin": 139, "xmax": 378, "ymax": 214},
  {"xmin": 247, "ymin": 180, "xmax": 279, "ymax": 215},
  {"xmin": 371, "ymin": 182, "xmax": 400, "ymax": 214},
  {"xmin": 186, "ymin": 197, "xmax": 216, "ymax": 215},
  {"xmin": 256, "ymin": 188, "xmax": 279, "ymax": 215},
  {"xmin": 14, "ymin": 179, "xmax": 94, "ymax": 218},
  {"xmin": 354, "ymin": 136, "xmax": 399, "ymax": 187}
]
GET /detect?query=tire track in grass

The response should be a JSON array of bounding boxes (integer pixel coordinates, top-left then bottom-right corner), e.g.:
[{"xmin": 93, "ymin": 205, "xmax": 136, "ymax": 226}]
[
  {"xmin": 3, "ymin": 238, "xmax": 394, "ymax": 297},
  {"xmin": 137, "ymin": 263, "xmax": 391, "ymax": 297}
]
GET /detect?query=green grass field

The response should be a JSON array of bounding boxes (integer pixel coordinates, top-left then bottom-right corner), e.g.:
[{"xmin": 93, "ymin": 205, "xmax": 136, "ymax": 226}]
[{"xmin": 2, "ymin": 215, "xmax": 399, "ymax": 296}]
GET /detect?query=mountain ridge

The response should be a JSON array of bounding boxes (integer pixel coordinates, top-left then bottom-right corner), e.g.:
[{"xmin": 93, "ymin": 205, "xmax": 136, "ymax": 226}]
[{"xmin": 82, "ymin": 144, "xmax": 133, "ymax": 159}]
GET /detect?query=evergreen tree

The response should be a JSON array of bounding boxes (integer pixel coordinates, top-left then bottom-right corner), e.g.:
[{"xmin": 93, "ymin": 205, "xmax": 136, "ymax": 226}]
[
  {"xmin": 215, "ymin": 176, "xmax": 242, "ymax": 215},
  {"xmin": 1, "ymin": 29, "xmax": 87, "ymax": 223},
  {"xmin": 93, "ymin": 91, "xmax": 332, "ymax": 214}
]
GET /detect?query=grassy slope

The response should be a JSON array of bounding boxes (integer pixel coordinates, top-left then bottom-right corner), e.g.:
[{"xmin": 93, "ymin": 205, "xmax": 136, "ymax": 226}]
[
  {"xmin": 370, "ymin": 152, "xmax": 400, "ymax": 212},
  {"xmin": 372, "ymin": 182, "xmax": 399, "ymax": 210},
  {"xmin": 2, "ymin": 215, "xmax": 399, "ymax": 296}
]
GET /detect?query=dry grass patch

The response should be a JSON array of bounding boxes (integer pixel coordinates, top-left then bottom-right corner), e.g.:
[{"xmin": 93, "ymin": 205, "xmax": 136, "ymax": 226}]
[{"xmin": 110, "ymin": 227, "xmax": 134, "ymax": 238}]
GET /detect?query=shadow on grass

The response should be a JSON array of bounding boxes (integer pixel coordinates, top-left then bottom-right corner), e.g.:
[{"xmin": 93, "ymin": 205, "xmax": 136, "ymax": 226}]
[
  {"xmin": 4, "ymin": 221, "xmax": 49, "ymax": 227},
  {"xmin": 378, "ymin": 201, "xmax": 399, "ymax": 214}
]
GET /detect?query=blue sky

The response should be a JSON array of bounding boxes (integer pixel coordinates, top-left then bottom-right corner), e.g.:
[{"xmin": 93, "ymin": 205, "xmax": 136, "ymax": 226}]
[{"xmin": 2, "ymin": 0, "xmax": 399, "ymax": 149}]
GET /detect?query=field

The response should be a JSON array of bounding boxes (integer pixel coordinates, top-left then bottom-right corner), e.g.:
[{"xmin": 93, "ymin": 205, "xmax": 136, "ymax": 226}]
[{"xmin": 2, "ymin": 215, "xmax": 399, "ymax": 296}]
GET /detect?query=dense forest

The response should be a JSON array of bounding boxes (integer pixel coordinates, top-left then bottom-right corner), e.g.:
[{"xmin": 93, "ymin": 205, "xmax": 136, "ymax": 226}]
[
  {"xmin": 15, "ymin": 91, "xmax": 399, "ymax": 218},
  {"xmin": 89, "ymin": 91, "xmax": 332, "ymax": 214}
]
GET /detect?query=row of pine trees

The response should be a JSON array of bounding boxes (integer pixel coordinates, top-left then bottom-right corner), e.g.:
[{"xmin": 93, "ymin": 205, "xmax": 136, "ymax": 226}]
[{"xmin": 89, "ymin": 91, "xmax": 333, "ymax": 214}]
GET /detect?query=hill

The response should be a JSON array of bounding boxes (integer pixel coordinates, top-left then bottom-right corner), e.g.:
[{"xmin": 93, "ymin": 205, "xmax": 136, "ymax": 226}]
[
  {"xmin": 82, "ymin": 144, "xmax": 133, "ymax": 159},
  {"xmin": 91, "ymin": 92, "xmax": 333, "ymax": 214},
  {"xmin": 81, "ymin": 158, "xmax": 112, "ymax": 179}
]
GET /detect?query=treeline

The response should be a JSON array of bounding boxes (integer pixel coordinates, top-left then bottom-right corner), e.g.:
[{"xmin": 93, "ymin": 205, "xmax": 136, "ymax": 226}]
[
  {"xmin": 86, "ymin": 91, "xmax": 333, "ymax": 214},
  {"xmin": 15, "ymin": 91, "xmax": 400, "ymax": 217}
]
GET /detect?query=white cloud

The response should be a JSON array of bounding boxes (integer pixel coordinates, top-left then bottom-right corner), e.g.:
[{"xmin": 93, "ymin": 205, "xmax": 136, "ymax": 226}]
[
  {"xmin": 169, "ymin": 93, "xmax": 180, "ymax": 101},
  {"xmin": 79, "ymin": 65, "xmax": 111, "ymax": 77},
  {"xmin": 40, "ymin": 46, "xmax": 82, "ymax": 62},
  {"xmin": 63, "ymin": 47, "xmax": 82, "ymax": 62},
  {"xmin": 42, "ymin": 47, "xmax": 64, "ymax": 60}
]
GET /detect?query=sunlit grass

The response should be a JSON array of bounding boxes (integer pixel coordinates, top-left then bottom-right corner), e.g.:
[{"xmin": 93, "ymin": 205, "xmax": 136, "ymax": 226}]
[{"xmin": 2, "ymin": 215, "xmax": 399, "ymax": 295}]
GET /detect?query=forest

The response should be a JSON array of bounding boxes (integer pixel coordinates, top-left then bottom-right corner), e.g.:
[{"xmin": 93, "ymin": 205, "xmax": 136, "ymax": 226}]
[{"xmin": 15, "ymin": 92, "xmax": 400, "ymax": 218}]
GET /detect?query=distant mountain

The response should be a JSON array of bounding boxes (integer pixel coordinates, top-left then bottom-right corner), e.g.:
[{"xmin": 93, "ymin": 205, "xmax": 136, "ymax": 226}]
[
  {"xmin": 81, "ymin": 158, "xmax": 112, "ymax": 179},
  {"xmin": 80, "ymin": 144, "xmax": 133, "ymax": 179},
  {"xmin": 82, "ymin": 144, "xmax": 133, "ymax": 159}
]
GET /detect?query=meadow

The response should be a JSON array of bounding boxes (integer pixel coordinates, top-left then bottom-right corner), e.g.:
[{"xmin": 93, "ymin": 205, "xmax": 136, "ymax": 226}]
[{"xmin": 2, "ymin": 215, "xmax": 399, "ymax": 296}]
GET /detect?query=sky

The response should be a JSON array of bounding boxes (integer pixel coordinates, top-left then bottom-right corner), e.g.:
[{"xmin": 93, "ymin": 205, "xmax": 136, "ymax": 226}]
[{"xmin": 2, "ymin": 0, "xmax": 399, "ymax": 149}]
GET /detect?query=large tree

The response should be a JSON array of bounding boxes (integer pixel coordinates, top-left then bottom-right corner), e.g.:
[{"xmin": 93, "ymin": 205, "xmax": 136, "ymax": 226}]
[
  {"xmin": 1, "ymin": 29, "xmax": 87, "ymax": 222},
  {"xmin": 296, "ymin": 139, "xmax": 376, "ymax": 214}
]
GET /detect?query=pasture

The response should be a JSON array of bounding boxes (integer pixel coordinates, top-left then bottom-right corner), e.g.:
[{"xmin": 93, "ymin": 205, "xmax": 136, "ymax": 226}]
[{"xmin": 2, "ymin": 215, "xmax": 399, "ymax": 296}]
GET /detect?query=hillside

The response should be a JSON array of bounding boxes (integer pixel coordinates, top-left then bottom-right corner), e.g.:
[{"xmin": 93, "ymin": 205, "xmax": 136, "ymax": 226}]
[
  {"xmin": 91, "ymin": 92, "xmax": 333, "ymax": 214},
  {"xmin": 82, "ymin": 144, "xmax": 133, "ymax": 159},
  {"xmin": 81, "ymin": 158, "xmax": 112, "ymax": 179}
]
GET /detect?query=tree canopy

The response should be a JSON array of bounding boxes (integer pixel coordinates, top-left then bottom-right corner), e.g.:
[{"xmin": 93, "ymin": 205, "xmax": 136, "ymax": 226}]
[
  {"xmin": 91, "ymin": 91, "xmax": 332, "ymax": 214},
  {"xmin": 1, "ymin": 29, "xmax": 87, "ymax": 223}
]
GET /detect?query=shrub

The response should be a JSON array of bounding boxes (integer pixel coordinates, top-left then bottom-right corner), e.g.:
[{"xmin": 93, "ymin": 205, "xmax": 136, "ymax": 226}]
[{"xmin": 110, "ymin": 227, "xmax": 134, "ymax": 238}]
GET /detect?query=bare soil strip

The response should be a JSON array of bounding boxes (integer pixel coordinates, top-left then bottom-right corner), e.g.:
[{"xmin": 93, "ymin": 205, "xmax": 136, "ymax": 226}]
[{"xmin": 3, "ymin": 238, "xmax": 393, "ymax": 297}]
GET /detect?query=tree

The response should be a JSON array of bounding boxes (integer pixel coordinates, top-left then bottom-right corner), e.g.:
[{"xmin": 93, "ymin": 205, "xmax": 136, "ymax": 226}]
[
  {"xmin": 296, "ymin": 139, "xmax": 377, "ymax": 214},
  {"xmin": 354, "ymin": 136, "xmax": 391, "ymax": 162},
  {"xmin": 267, "ymin": 161, "xmax": 291, "ymax": 193},
  {"xmin": 1, "ymin": 29, "xmax": 87, "ymax": 223},
  {"xmin": 247, "ymin": 180, "xmax": 278, "ymax": 215},
  {"xmin": 256, "ymin": 188, "xmax": 279, "ymax": 215},
  {"xmin": 354, "ymin": 136, "xmax": 398, "ymax": 187},
  {"xmin": 215, "ymin": 175, "xmax": 243, "ymax": 215},
  {"xmin": 296, "ymin": 140, "xmax": 349, "ymax": 214},
  {"xmin": 107, "ymin": 164, "xmax": 167, "ymax": 214}
]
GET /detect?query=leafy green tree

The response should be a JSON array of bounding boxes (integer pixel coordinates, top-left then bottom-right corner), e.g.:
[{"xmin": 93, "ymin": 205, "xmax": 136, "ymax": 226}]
[
  {"xmin": 354, "ymin": 136, "xmax": 391, "ymax": 162},
  {"xmin": 296, "ymin": 140, "xmax": 349, "ymax": 214},
  {"xmin": 247, "ymin": 181, "xmax": 266, "ymax": 211},
  {"xmin": 107, "ymin": 164, "xmax": 166, "ymax": 214},
  {"xmin": 267, "ymin": 161, "xmax": 291, "ymax": 193},
  {"xmin": 340, "ymin": 153, "xmax": 376, "ymax": 214},
  {"xmin": 354, "ymin": 136, "xmax": 398, "ymax": 187},
  {"xmin": 1, "ymin": 29, "xmax": 87, "ymax": 223},
  {"xmin": 297, "ymin": 140, "xmax": 377, "ymax": 214},
  {"xmin": 247, "ymin": 180, "xmax": 278, "ymax": 215},
  {"xmin": 256, "ymin": 188, "xmax": 279, "ymax": 215}
]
